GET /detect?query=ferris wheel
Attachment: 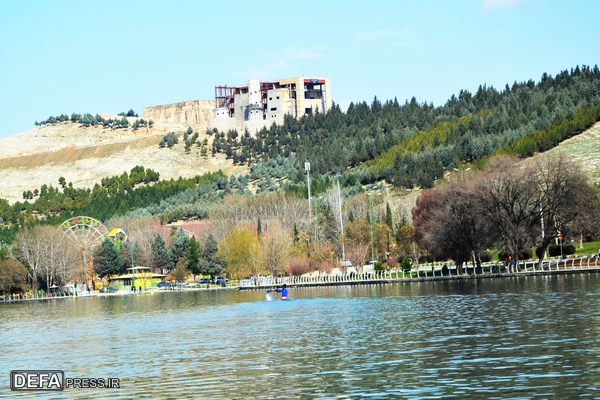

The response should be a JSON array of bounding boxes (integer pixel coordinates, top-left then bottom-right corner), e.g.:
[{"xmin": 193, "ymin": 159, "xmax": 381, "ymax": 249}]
[{"xmin": 60, "ymin": 216, "xmax": 108, "ymax": 251}]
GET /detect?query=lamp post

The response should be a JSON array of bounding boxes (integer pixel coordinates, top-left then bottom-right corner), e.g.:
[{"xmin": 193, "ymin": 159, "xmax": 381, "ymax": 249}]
[{"xmin": 453, "ymin": 167, "xmax": 471, "ymax": 181}]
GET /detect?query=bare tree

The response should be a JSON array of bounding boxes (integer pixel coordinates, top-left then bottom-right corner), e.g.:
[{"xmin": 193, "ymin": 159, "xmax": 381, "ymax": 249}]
[
  {"xmin": 12, "ymin": 225, "xmax": 50, "ymax": 291},
  {"xmin": 345, "ymin": 241, "xmax": 370, "ymax": 274},
  {"xmin": 344, "ymin": 194, "xmax": 369, "ymax": 224},
  {"xmin": 534, "ymin": 154, "xmax": 600, "ymax": 260},
  {"xmin": 373, "ymin": 222, "xmax": 392, "ymax": 262},
  {"xmin": 40, "ymin": 230, "xmax": 80, "ymax": 287},
  {"xmin": 260, "ymin": 220, "xmax": 292, "ymax": 278},
  {"xmin": 476, "ymin": 156, "xmax": 539, "ymax": 267},
  {"xmin": 210, "ymin": 193, "xmax": 310, "ymax": 241},
  {"xmin": 287, "ymin": 257, "xmax": 310, "ymax": 276},
  {"xmin": 414, "ymin": 180, "xmax": 495, "ymax": 270},
  {"xmin": 0, "ymin": 259, "xmax": 29, "ymax": 294}
]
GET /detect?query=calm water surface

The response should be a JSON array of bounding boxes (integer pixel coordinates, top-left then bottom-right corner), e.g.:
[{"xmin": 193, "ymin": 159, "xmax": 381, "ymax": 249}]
[{"xmin": 2, "ymin": 274, "xmax": 600, "ymax": 399}]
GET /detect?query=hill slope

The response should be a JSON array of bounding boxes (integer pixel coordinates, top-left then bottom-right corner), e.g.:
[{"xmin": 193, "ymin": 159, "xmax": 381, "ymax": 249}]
[
  {"xmin": 0, "ymin": 118, "xmax": 248, "ymax": 203},
  {"xmin": 0, "ymin": 115, "xmax": 599, "ymax": 206},
  {"xmin": 531, "ymin": 121, "xmax": 600, "ymax": 181}
]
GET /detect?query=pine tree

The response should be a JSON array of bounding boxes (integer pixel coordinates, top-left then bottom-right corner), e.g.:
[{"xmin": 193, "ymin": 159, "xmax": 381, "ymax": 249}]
[
  {"xmin": 199, "ymin": 234, "xmax": 224, "ymax": 279},
  {"xmin": 151, "ymin": 233, "xmax": 172, "ymax": 272},
  {"xmin": 186, "ymin": 235, "xmax": 201, "ymax": 278},
  {"xmin": 170, "ymin": 229, "xmax": 190, "ymax": 267},
  {"xmin": 93, "ymin": 238, "xmax": 125, "ymax": 278}
]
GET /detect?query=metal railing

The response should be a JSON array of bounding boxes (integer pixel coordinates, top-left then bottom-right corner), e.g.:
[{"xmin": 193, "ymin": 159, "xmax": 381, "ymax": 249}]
[{"xmin": 238, "ymin": 255, "xmax": 600, "ymax": 288}]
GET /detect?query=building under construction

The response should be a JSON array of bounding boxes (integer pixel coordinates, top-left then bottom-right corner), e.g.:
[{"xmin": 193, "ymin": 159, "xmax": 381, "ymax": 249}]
[{"xmin": 208, "ymin": 76, "xmax": 331, "ymax": 134}]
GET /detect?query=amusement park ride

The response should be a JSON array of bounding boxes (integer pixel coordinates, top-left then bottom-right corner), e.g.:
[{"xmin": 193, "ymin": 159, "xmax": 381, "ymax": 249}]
[{"xmin": 59, "ymin": 216, "xmax": 113, "ymax": 290}]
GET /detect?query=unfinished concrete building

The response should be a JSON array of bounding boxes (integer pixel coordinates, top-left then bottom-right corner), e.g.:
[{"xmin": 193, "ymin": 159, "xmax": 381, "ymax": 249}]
[{"xmin": 208, "ymin": 76, "xmax": 331, "ymax": 134}]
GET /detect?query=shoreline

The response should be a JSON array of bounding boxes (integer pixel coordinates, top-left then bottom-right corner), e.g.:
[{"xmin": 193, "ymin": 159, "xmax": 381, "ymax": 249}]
[
  {"xmin": 3, "ymin": 267, "xmax": 599, "ymax": 304},
  {"xmin": 238, "ymin": 267, "xmax": 600, "ymax": 290}
]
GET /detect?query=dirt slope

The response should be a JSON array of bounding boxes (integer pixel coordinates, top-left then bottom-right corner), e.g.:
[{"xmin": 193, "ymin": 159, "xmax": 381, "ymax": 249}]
[{"xmin": 0, "ymin": 118, "xmax": 247, "ymax": 203}]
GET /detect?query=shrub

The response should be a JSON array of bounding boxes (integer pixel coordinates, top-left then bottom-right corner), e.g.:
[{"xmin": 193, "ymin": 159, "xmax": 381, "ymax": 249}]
[
  {"xmin": 479, "ymin": 251, "xmax": 492, "ymax": 262},
  {"xmin": 498, "ymin": 249, "xmax": 531, "ymax": 260},
  {"xmin": 519, "ymin": 247, "xmax": 533, "ymax": 260},
  {"xmin": 548, "ymin": 244, "xmax": 575, "ymax": 257},
  {"xmin": 401, "ymin": 257, "xmax": 411, "ymax": 272},
  {"xmin": 563, "ymin": 244, "xmax": 576, "ymax": 256}
]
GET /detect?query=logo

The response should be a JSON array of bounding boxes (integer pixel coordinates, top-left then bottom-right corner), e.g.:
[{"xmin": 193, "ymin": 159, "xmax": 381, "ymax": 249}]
[
  {"xmin": 10, "ymin": 370, "xmax": 120, "ymax": 391},
  {"xmin": 11, "ymin": 370, "xmax": 64, "ymax": 391}
]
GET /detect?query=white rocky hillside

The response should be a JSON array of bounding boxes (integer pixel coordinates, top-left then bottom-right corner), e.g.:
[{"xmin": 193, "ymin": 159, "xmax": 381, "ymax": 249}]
[{"xmin": 0, "ymin": 115, "xmax": 247, "ymax": 204}]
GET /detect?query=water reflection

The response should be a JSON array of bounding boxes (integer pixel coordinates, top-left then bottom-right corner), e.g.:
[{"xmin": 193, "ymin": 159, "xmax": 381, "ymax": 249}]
[{"xmin": 2, "ymin": 274, "xmax": 600, "ymax": 398}]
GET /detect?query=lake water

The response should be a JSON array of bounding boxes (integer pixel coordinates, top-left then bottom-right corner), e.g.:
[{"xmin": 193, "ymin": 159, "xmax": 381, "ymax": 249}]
[{"xmin": 2, "ymin": 274, "xmax": 600, "ymax": 399}]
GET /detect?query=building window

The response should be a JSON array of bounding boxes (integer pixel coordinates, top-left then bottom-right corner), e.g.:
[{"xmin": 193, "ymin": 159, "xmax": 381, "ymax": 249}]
[
  {"xmin": 276, "ymin": 96, "xmax": 280, "ymax": 99},
  {"xmin": 305, "ymin": 108, "xmax": 312, "ymax": 115},
  {"xmin": 271, "ymin": 107, "xmax": 277, "ymax": 111},
  {"xmin": 269, "ymin": 97, "xmax": 272, "ymax": 101}
]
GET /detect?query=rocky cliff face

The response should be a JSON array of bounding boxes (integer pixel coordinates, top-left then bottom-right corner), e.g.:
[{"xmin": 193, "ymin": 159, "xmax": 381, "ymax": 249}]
[{"xmin": 143, "ymin": 99, "xmax": 215, "ymax": 126}]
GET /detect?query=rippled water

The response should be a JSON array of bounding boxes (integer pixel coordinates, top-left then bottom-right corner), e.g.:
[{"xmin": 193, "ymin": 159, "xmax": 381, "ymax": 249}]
[{"xmin": 2, "ymin": 274, "xmax": 600, "ymax": 398}]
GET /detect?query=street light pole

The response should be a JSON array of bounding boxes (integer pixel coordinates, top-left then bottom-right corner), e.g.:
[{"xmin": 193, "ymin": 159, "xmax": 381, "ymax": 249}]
[{"xmin": 453, "ymin": 167, "xmax": 471, "ymax": 181}]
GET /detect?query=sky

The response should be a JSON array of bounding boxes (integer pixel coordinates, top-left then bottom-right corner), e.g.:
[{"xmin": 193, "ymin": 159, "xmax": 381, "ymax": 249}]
[{"xmin": 0, "ymin": 0, "xmax": 599, "ymax": 139}]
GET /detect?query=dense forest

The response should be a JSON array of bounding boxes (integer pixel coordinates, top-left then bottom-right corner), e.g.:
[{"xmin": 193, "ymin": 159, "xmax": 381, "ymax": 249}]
[{"xmin": 210, "ymin": 65, "xmax": 600, "ymax": 189}]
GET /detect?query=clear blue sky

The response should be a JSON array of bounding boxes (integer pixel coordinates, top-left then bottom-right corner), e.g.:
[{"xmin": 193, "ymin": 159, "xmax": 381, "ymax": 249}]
[{"xmin": 0, "ymin": 0, "xmax": 598, "ymax": 138}]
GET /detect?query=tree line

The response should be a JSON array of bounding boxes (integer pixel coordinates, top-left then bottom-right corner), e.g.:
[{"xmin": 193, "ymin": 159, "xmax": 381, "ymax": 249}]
[{"xmin": 35, "ymin": 110, "xmax": 153, "ymax": 131}]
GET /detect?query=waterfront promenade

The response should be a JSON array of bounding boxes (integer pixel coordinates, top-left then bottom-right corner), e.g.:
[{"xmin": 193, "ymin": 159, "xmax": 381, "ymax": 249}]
[
  {"xmin": 239, "ymin": 254, "xmax": 600, "ymax": 289},
  {"xmin": 3, "ymin": 254, "xmax": 599, "ymax": 302}
]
